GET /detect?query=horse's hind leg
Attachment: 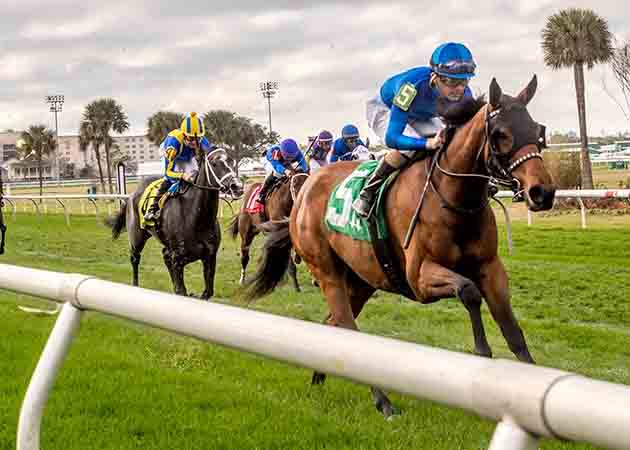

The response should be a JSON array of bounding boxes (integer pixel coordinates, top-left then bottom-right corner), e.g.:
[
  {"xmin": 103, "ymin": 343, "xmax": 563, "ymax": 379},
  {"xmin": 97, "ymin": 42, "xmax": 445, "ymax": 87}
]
[
  {"xmin": 478, "ymin": 258, "xmax": 534, "ymax": 363},
  {"xmin": 129, "ymin": 230, "xmax": 149, "ymax": 287},
  {"xmin": 311, "ymin": 269, "xmax": 395, "ymax": 418},
  {"xmin": 418, "ymin": 260, "xmax": 492, "ymax": 358},
  {"xmin": 239, "ymin": 224, "xmax": 257, "ymax": 286},
  {"xmin": 288, "ymin": 254, "xmax": 300, "ymax": 292}
]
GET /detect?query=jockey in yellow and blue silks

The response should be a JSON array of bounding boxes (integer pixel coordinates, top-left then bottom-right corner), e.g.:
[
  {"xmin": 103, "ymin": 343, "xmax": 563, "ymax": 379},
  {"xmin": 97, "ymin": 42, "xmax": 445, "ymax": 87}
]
[
  {"xmin": 353, "ymin": 42, "xmax": 476, "ymax": 218},
  {"xmin": 258, "ymin": 138, "xmax": 308, "ymax": 205},
  {"xmin": 329, "ymin": 124, "xmax": 367, "ymax": 162},
  {"xmin": 144, "ymin": 112, "xmax": 215, "ymax": 221}
]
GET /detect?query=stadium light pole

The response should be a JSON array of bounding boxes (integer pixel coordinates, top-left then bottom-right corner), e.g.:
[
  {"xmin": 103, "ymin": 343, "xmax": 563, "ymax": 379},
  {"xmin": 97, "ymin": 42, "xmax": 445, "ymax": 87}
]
[
  {"xmin": 259, "ymin": 81, "xmax": 278, "ymax": 142},
  {"xmin": 45, "ymin": 95, "xmax": 64, "ymax": 182}
]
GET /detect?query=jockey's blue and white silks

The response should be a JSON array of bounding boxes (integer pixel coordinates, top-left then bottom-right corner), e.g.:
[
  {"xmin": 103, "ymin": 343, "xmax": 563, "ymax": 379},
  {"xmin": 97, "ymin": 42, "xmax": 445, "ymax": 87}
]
[
  {"xmin": 264, "ymin": 144, "xmax": 308, "ymax": 177},
  {"xmin": 369, "ymin": 66, "xmax": 473, "ymax": 152},
  {"xmin": 330, "ymin": 137, "xmax": 366, "ymax": 162},
  {"xmin": 161, "ymin": 129, "xmax": 214, "ymax": 182}
]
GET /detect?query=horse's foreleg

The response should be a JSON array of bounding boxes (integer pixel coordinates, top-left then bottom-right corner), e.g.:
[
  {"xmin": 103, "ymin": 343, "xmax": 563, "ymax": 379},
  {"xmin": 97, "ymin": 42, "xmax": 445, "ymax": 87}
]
[
  {"xmin": 201, "ymin": 249, "xmax": 217, "ymax": 300},
  {"xmin": 163, "ymin": 248, "xmax": 187, "ymax": 296},
  {"xmin": 0, "ymin": 222, "xmax": 6, "ymax": 255},
  {"xmin": 418, "ymin": 260, "xmax": 492, "ymax": 358},
  {"xmin": 478, "ymin": 258, "xmax": 534, "ymax": 363}
]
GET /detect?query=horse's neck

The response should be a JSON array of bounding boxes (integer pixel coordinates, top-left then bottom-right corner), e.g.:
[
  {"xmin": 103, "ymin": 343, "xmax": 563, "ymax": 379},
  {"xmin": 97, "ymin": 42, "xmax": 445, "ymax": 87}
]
[
  {"xmin": 189, "ymin": 163, "xmax": 219, "ymax": 226},
  {"xmin": 268, "ymin": 179, "xmax": 292, "ymax": 218},
  {"xmin": 441, "ymin": 107, "xmax": 487, "ymax": 174},
  {"xmin": 433, "ymin": 107, "xmax": 489, "ymax": 208}
]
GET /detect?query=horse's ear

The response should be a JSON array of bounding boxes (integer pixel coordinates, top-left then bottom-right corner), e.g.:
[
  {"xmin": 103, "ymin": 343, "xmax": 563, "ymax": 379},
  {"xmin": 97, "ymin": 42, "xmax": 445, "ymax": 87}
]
[
  {"xmin": 516, "ymin": 74, "xmax": 537, "ymax": 106},
  {"xmin": 489, "ymin": 78, "xmax": 502, "ymax": 108}
]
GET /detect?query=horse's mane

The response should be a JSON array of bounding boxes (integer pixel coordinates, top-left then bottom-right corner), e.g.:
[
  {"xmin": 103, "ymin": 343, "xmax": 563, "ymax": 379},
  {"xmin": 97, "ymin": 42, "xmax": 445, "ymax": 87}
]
[{"xmin": 436, "ymin": 95, "xmax": 487, "ymax": 126}]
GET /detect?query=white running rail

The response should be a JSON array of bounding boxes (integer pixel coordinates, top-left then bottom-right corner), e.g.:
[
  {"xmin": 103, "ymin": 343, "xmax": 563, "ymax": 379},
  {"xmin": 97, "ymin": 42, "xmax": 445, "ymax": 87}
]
[{"xmin": 1, "ymin": 263, "xmax": 630, "ymax": 450}]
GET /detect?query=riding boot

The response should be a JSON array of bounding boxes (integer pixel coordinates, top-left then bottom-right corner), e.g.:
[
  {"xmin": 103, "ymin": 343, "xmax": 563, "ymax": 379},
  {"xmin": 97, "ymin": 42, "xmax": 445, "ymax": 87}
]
[
  {"xmin": 352, "ymin": 158, "xmax": 401, "ymax": 218},
  {"xmin": 144, "ymin": 179, "xmax": 170, "ymax": 221},
  {"xmin": 257, "ymin": 175, "xmax": 276, "ymax": 205}
]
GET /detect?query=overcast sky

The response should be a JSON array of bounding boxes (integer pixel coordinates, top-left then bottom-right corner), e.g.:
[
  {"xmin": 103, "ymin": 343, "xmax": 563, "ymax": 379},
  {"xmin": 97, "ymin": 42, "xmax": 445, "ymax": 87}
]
[{"xmin": 1, "ymin": 0, "xmax": 629, "ymax": 144}]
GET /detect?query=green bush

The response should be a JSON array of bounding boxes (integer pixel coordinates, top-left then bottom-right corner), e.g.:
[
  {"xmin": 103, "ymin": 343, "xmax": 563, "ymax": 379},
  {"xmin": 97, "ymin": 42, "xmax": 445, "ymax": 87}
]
[{"xmin": 543, "ymin": 151, "xmax": 582, "ymax": 189}]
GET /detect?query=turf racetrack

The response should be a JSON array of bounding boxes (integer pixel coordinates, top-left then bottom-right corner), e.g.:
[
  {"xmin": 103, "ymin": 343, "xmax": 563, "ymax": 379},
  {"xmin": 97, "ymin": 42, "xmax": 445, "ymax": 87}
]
[{"xmin": 1, "ymin": 211, "xmax": 629, "ymax": 450}]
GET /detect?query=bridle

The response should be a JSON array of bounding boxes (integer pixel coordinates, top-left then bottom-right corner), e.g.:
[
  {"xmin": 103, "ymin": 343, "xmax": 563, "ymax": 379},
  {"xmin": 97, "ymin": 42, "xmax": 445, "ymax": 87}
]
[
  {"xmin": 190, "ymin": 148, "xmax": 240, "ymax": 197},
  {"xmin": 432, "ymin": 104, "xmax": 546, "ymax": 213}
]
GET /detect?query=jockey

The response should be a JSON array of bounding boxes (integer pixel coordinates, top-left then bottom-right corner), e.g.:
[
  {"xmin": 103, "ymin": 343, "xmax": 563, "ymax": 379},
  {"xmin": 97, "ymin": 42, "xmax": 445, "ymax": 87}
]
[
  {"xmin": 144, "ymin": 112, "xmax": 215, "ymax": 221},
  {"xmin": 308, "ymin": 130, "xmax": 333, "ymax": 172},
  {"xmin": 329, "ymin": 124, "xmax": 367, "ymax": 163},
  {"xmin": 258, "ymin": 138, "xmax": 308, "ymax": 204},
  {"xmin": 353, "ymin": 42, "xmax": 476, "ymax": 218}
]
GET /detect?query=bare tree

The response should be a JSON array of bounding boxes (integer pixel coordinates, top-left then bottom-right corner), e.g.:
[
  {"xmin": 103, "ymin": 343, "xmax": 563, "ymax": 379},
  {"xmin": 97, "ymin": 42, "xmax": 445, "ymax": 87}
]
[{"xmin": 607, "ymin": 38, "xmax": 630, "ymax": 121}]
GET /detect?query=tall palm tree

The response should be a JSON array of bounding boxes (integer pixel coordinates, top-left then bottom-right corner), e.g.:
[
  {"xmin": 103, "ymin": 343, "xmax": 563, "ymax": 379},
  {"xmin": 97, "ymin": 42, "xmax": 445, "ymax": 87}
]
[
  {"xmin": 542, "ymin": 8, "xmax": 613, "ymax": 189},
  {"xmin": 79, "ymin": 105, "xmax": 106, "ymax": 193},
  {"xmin": 17, "ymin": 125, "xmax": 56, "ymax": 199},
  {"xmin": 147, "ymin": 111, "xmax": 184, "ymax": 145},
  {"xmin": 79, "ymin": 99, "xmax": 129, "ymax": 193}
]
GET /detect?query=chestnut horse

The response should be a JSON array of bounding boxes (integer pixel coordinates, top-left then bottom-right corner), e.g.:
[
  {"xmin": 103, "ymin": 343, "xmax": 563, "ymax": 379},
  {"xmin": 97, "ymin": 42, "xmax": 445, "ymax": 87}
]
[
  {"xmin": 229, "ymin": 173, "xmax": 308, "ymax": 289},
  {"xmin": 243, "ymin": 76, "xmax": 555, "ymax": 418}
]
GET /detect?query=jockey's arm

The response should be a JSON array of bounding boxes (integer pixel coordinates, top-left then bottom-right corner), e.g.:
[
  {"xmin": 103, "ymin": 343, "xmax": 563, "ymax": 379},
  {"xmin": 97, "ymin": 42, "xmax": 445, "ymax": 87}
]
[
  {"xmin": 270, "ymin": 157, "xmax": 286, "ymax": 176},
  {"xmin": 164, "ymin": 146, "xmax": 184, "ymax": 179},
  {"xmin": 329, "ymin": 140, "xmax": 343, "ymax": 163},
  {"xmin": 385, "ymin": 106, "xmax": 428, "ymax": 151}
]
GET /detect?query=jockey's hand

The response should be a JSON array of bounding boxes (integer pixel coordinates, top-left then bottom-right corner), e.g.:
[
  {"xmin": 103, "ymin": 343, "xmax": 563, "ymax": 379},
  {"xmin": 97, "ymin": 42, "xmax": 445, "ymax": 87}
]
[
  {"xmin": 426, "ymin": 132, "xmax": 445, "ymax": 151},
  {"xmin": 181, "ymin": 173, "xmax": 194, "ymax": 183}
]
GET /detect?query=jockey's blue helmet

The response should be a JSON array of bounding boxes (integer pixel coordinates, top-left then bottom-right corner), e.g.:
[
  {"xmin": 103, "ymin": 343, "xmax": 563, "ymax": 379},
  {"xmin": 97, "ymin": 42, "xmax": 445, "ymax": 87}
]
[
  {"xmin": 341, "ymin": 124, "xmax": 360, "ymax": 139},
  {"xmin": 280, "ymin": 138, "xmax": 300, "ymax": 159},
  {"xmin": 430, "ymin": 42, "xmax": 476, "ymax": 80}
]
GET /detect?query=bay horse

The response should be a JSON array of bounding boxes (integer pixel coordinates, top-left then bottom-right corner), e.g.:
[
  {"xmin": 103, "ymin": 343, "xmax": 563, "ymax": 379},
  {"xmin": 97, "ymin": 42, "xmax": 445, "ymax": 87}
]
[
  {"xmin": 229, "ymin": 173, "xmax": 308, "ymax": 290},
  {"xmin": 243, "ymin": 76, "xmax": 556, "ymax": 417},
  {"xmin": 108, "ymin": 148, "xmax": 243, "ymax": 298}
]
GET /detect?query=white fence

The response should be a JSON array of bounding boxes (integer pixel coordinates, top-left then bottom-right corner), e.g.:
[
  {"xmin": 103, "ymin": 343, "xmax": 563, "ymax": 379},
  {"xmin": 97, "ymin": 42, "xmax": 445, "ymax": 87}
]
[
  {"xmin": 496, "ymin": 189, "xmax": 630, "ymax": 229},
  {"xmin": 1, "ymin": 194, "xmax": 234, "ymax": 225},
  {"xmin": 2, "ymin": 263, "xmax": 630, "ymax": 450}
]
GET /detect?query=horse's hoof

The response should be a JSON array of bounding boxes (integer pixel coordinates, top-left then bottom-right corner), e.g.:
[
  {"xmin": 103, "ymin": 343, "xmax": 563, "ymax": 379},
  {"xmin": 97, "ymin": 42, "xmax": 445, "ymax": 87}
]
[
  {"xmin": 311, "ymin": 279, "xmax": 319, "ymax": 287},
  {"xmin": 311, "ymin": 372, "xmax": 326, "ymax": 385}
]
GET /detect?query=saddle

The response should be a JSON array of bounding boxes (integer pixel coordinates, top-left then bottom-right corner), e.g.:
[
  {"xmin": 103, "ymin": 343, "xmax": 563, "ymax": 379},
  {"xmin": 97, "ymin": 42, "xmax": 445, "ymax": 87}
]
[{"xmin": 139, "ymin": 179, "xmax": 188, "ymax": 229}]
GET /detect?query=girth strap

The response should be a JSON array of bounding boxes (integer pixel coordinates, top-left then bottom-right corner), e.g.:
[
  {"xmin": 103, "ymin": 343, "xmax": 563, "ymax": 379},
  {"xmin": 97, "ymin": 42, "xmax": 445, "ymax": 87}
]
[{"xmin": 367, "ymin": 198, "xmax": 417, "ymax": 301}]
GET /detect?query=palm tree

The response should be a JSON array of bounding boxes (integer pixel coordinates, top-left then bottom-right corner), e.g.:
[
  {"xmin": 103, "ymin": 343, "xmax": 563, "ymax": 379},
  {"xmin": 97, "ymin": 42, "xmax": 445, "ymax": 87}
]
[
  {"xmin": 79, "ymin": 105, "xmax": 105, "ymax": 193},
  {"xmin": 541, "ymin": 8, "xmax": 613, "ymax": 189},
  {"xmin": 17, "ymin": 125, "xmax": 56, "ymax": 199},
  {"xmin": 79, "ymin": 99, "xmax": 129, "ymax": 193},
  {"xmin": 147, "ymin": 111, "xmax": 183, "ymax": 145}
]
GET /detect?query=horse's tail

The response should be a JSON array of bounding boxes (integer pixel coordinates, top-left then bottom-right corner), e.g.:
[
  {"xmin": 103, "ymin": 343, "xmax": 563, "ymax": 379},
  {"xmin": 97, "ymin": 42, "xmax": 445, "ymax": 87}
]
[
  {"xmin": 104, "ymin": 201, "xmax": 127, "ymax": 239},
  {"xmin": 227, "ymin": 213, "xmax": 239, "ymax": 240},
  {"xmin": 241, "ymin": 218, "xmax": 292, "ymax": 302}
]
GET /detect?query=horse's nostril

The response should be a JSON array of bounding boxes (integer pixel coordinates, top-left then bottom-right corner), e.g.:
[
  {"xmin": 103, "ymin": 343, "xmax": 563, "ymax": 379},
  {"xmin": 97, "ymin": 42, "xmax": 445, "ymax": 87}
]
[{"xmin": 528, "ymin": 185, "xmax": 545, "ymax": 205}]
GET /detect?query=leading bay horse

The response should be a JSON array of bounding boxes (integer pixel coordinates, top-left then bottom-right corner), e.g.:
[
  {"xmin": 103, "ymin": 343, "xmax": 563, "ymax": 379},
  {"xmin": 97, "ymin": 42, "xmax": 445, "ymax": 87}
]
[
  {"xmin": 108, "ymin": 148, "xmax": 243, "ymax": 298},
  {"xmin": 229, "ymin": 172, "xmax": 309, "ymax": 289},
  {"xmin": 243, "ymin": 76, "xmax": 556, "ymax": 417}
]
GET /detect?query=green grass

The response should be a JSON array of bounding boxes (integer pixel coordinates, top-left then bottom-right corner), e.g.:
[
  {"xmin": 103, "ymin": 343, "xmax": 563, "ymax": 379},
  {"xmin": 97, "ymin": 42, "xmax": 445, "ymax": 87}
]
[{"xmin": 1, "ymin": 212, "xmax": 630, "ymax": 449}]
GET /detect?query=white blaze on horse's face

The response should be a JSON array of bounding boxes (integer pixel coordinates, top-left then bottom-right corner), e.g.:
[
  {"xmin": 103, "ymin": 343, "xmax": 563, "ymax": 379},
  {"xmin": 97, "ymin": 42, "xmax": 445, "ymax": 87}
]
[{"xmin": 206, "ymin": 149, "xmax": 244, "ymax": 199}]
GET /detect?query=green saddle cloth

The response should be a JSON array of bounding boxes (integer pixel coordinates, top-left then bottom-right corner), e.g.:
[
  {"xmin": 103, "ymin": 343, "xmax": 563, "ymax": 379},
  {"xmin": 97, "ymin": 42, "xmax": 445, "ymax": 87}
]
[{"xmin": 325, "ymin": 160, "xmax": 392, "ymax": 241}]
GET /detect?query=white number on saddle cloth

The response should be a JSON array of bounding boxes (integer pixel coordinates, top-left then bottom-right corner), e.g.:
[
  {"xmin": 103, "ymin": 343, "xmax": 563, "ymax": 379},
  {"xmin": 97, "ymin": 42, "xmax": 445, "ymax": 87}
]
[
  {"xmin": 326, "ymin": 167, "xmax": 373, "ymax": 228},
  {"xmin": 351, "ymin": 145, "xmax": 372, "ymax": 161}
]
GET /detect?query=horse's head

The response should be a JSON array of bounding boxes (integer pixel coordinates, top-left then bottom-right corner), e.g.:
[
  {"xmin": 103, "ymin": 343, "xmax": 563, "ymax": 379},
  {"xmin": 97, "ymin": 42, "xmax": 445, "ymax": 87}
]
[
  {"xmin": 483, "ymin": 75, "xmax": 555, "ymax": 211},
  {"xmin": 203, "ymin": 148, "xmax": 244, "ymax": 199}
]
